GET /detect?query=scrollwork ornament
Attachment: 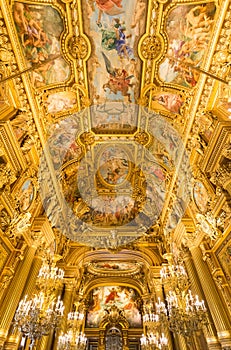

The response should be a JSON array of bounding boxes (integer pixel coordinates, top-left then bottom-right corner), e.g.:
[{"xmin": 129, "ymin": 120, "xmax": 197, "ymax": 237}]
[
  {"xmin": 140, "ymin": 35, "xmax": 162, "ymax": 60},
  {"xmin": 68, "ymin": 35, "xmax": 88, "ymax": 59}
]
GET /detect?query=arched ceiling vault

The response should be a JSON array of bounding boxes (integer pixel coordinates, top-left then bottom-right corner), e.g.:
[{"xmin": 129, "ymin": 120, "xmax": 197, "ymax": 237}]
[{"xmin": 65, "ymin": 246, "xmax": 162, "ymax": 268}]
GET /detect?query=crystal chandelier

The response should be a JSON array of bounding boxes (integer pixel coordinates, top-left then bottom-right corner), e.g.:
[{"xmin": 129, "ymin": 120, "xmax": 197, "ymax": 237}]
[
  {"xmin": 140, "ymin": 332, "xmax": 168, "ymax": 350},
  {"xmin": 58, "ymin": 330, "xmax": 87, "ymax": 350},
  {"xmin": 58, "ymin": 309, "xmax": 87, "ymax": 350},
  {"xmin": 13, "ymin": 292, "xmax": 64, "ymax": 349},
  {"xmin": 160, "ymin": 262, "xmax": 188, "ymax": 291},
  {"xmin": 37, "ymin": 262, "xmax": 64, "ymax": 291},
  {"xmin": 156, "ymin": 260, "xmax": 208, "ymax": 338},
  {"xmin": 142, "ymin": 301, "xmax": 168, "ymax": 350},
  {"xmin": 163, "ymin": 289, "xmax": 208, "ymax": 337}
]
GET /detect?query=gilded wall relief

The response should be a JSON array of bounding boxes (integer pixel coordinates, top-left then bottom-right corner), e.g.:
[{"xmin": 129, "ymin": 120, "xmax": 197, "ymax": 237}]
[
  {"xmin": 13, "ymin": 2, "xmax": 70, "ymax": 88},
  {"xmin": 0, "ymin": 240, "xmax": 10, "ymax": 274},
  {"xmin": 86, "ymin": 286, "xmax": 141, "ymax": 328},
  {"xmin": 216, "ymin": 232, "xmax": 231, "ymax": 287},
  {"xmin": 81, "ymin": 0, "xmax": 147, "ymax": 104},
  {"xmin": 159, "ymin": 2, "xmax": 216, "ymax": 88},
  {"xmin": 214, "ymin": 81, "xmax": 231, "ymax": 119},
  {"xmin": 0, "ymin": 81, "xmax": 16, "ymax": 119}
]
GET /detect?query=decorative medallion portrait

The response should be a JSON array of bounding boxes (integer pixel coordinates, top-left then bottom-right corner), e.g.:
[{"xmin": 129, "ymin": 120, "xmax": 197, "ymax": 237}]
[
  {"xmin": 193, "ymin": 180, "xmax": 209, "ymax": 213},
  {"xmin": 86, "ymin": 286, "xmax": 141, "ymax": 328},
  {"xmin": 18, "ymin": 179, "xmax": 34, "ymax": 212}
]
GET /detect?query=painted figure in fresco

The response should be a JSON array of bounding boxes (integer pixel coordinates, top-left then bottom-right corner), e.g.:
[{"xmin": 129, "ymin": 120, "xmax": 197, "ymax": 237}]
[
  {"xmin": 105, "ymin": 287, "xmax": 120, "ymax": 304},
  {"xmin": 91, "ymin": 290, "xmax": 101, "ymax": 312},
  {"xmin": 159, "ymin": 3, "xmax": 215, "ymax": 88},
  {"xmin": 13, "ymin": 3, "xmax": 51, "ymax": 49},
  {"xmin": 100, "ymin": 19, "xmax": 133, "ymax": 59},
  {"xmin": 102, "ymin": 52, "xmax": 134, "ymax": 102},
  {"xmin": 152, "ymin": 93, "xmax": 183, "ymax": 114},
  {"xmin": 101, "ymin": 157, "xmax": 128, "ymax": 185},
  {"xmin": 131, "ymin": 0, "xmax": 146, "ymax": 36},
  {"xmin": 13, "ymin": 2, "xmax": 69, "ymax": 87},
  {"xmin": 89, "ymin": 0, "xmax": 124, "ymax": 24}
]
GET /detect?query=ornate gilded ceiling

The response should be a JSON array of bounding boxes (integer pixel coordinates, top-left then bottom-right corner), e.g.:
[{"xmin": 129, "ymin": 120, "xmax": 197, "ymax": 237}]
[{"xmin": 0, "ymin": 0, "xmax": 231, "ymax": 323}]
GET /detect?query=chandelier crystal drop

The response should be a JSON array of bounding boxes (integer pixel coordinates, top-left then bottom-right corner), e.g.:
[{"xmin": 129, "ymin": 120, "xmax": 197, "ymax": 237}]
[
  {"xmin": 157, "ymin": 258, "xmax": 208, "ymax": 338},
  {"xmin": 164, "ymin": 289, "xmax": 208, "ymax": 337},
  {"xmin": 160, "ymin": 263, "xmax": 188, "ymax": 291},
  {"xmin": 58, "ymin": 307, "xmax": 87, "ymax": 350},
  {"xmin": 58, "ymin": 330, "xmax": 87, "ymax": 350},
  {"xmin": 140, "ymin": 332, "xmax": 168, "ymax": 350},
  {"xmin": 37, "ymin": 263, "xmax": 65, "ymax": 290}
]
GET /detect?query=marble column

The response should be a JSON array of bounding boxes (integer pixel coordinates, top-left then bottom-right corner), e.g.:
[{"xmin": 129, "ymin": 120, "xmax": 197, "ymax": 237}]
[
  {"xmin": 190, "ymin": 246, "xmax": 231, "ymax": 349},
  {"xmin": 0, "ymin": 246, "xmax": 36, "ymax": 348}
]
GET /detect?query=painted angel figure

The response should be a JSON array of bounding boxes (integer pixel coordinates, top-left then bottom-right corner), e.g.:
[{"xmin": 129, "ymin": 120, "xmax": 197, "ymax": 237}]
[{"xmin": 102, "ymin": 52, "xmax": 134, "ymax": 102}]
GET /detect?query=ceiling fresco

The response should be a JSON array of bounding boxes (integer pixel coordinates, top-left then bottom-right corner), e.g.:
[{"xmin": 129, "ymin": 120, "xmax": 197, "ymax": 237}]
[
  {"xmin": 38, "ymin": 102, "xmax": 192, "ymax": 249},
  {"xmin": 81, "ymin": 0, "xmax": 147, "ymax": 104},
  {"xmin": 1, "ymin": 0, "xmax": 231, "ymax": 347},
  {"xmin": 158, "ymin": 3, "xmax": 216, "ymax": 88},
  {"xmin": 13, "ymin": 2, "xmax": 71, "ymax": 87}
]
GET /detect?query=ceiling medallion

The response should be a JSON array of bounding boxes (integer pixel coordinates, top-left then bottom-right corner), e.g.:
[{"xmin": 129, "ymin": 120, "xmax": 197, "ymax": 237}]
[
  {"xmin": 67, "ymin": 35, "xmax": 89, "ymax": 59},
  {"xmin": 139, "ymin": 35, "xmax": 162, "ymax": 60},
  {"xmin": 38, "ymin": 102, "xmax": 192, "ymax": 249}
]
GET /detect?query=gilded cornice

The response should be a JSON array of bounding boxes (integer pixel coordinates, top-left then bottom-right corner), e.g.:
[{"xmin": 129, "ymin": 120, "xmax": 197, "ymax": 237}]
[{"xmin": 201, "ymin": 121, "xmax": 231, "ymax": 173}]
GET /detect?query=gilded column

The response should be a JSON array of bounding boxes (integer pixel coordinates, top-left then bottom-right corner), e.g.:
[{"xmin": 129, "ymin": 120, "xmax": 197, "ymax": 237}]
[
  {"xmin": 183, "ymin": 248, "xmax": 221, "ymax": 350},
  {"xmin": 0, "ymin": 246, "xmax": 36, "ymax": 348},
  {"xmin": 190, "ymin": 246, "xmax": 231, "ymax": 349},
  {"xmin": 98, "ymin": 329, "xmax": 105, "ymax": 350},
  {"xmin": 122, "ymin": 329, "xmax": 129, "ymax": 350},
  {"xmin": 41, "ymin": 284, "xmax": 74, "ymax": 350},
  {"xmin": 153, "ymin": 282, "xmax": 174, "ymax": 350},
  {"xmin": 159, "ymin": 281, "xmax": 188, "ymax": 350},
  {"xmin": 4, "ymin": 254, "xmax": 43, "ymax": 350},
  {"xmin": 48, "ymin": 285, "xmax": 64, "ymax": 350}
]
